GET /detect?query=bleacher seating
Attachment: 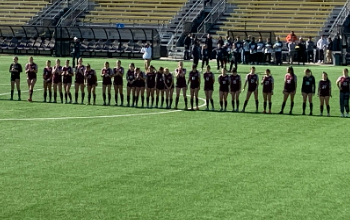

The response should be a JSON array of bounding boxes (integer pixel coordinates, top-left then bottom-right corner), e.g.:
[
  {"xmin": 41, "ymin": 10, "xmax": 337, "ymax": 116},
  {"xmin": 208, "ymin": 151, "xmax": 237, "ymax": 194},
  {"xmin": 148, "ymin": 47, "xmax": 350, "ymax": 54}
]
[
  {"xmin": 0, "ymin": 36, "xmax": 55, "ymax": 54},
  {"xmin": 216, "ymin": 0, "xmax": 346, "ymax": 38},
  {"xmin": 0, "ymin": 0, "xmax": 49, "ymax": 25},
  {"xmin": 84, "ymin": 0, "xmax": 187, "ymax": 25}
]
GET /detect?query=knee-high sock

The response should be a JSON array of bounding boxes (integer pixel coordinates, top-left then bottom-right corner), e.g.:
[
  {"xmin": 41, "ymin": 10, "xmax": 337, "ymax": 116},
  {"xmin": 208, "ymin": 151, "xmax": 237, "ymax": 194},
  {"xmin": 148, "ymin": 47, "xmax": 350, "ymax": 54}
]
[
  {"xmin": 49, "ymin": 91, "xmax": 52, "ymax": 101},
  {"xmin": 53, "ymin": 92, "xmax": 57, "ymax": 102},
  {"xmin": 88, "ymin": 93, "xmax": 91, "ymax": 103},
  {"xmin": 152, "ymin": 97, "xmax": 155, "ymax": 106},
  {"xmin": 310, "ymin": 103, "xmax": 313, "ymax": 113},
  {"xmin": 211, "ymin": 99, "xmax": 214, "ymax": 108},
  {"xmin": 224, "ymin": 101, "xmax": 227, "ymax": 109},
  {"xmin": 161, "ymin": 97, "xmax": 164, "ymax": 106},
  {"xmin": 156, "ymin": 96, "xmax": 159, "ymax": 106},
  {"xmin": 269, "ymin": 102, "xmax": 272, "ymax": 111},
  {"xmin": 220, "ymin": 101, "xmax": 223, "ymax": 108},
  {"xmin": 170, "ymin": 99, "xmax": 173, "ymax": 107},
  {"xmin": 255, "ymin": 100, "xmax": 259, "ymax": 111},
  {"xmin": 290, "ymin": 101, "xmax": 294, "ymax": 112},
  {"xmin": 184, "ymin": 97, "xmax": 188, "ymax": 107},
  {"xmin": 232, "ymin": 100, "xmax": 235, "ymax": 110},
  {"xmin": 166, "ymin": 98, "xmax": 169, "ymax": 107},
  {"xmin": 236, "ymin": 100, "xmax": 239, "ymax": 110},
  {"xmin": 327, "ymin": 105, "xmax": 330, "ymax": 114},
  {"xmin": 146, "ymin": 97, "xmax": 150, "ymax": 106},
  {"xmin": 60, "ymin": 92, "xmax": 63, "ymax": 102},
  {"xmin": 141, "ymin": 96, "xmax": 145, "ymax": 106},
  {"xmin": 18, "ymin": 90, "xmax": 21, "ymax": 99},
  {"xmin": 196, "ymin": 98, "xmax": 199, "ymax": 107},
  {"xmin": 120, "ymin": 94, "xmax": 124, "ymax": 104},
  {"xmin": 263, "ymin": 102, "xmax": 267, "ymax": 111},
  {"xmin": 302, "ymin": 102, "xmax": 306, "ymax": 113},
  {"xmin": 44, "ymin": 92, "xmax": 47, "ymax": 101},
  {"xmin": 206, "ymin": 99, "xmax": 209, "ymax": 108},
  {"xmin": 243, "ymin": 100, "xmax": 248, "ymax": 110},
  {"xmin": 320, "ymin": 105, "xmax": 324, "ymax": 114},
  {"xmin": 30, "ymin": 90, "xmax": 33, "ymax": 99},
  {"xmin": 108, "ymin": 93, "xmax": 111, "ymax": 103},
  {"xmin": 190, "ymin": 98, "xmax": 194, "ymax": 108},
  {"xmin": 103, "ymin": 93, "xmax": 106, "ymax": 103},
  {"xmin": 135, "ymin": 96, "xmax": 139, "ymax": 106},
  {"xmin": 93, "ymin": 94, "xmax": 96, "ymax": 103},
  {"xmin": 75, "ymin": 92, "xmax": 78, "ymax": 103},
  {"xmin": 281, "ymin": 101, "xmax": 286, "ymax": 112},
  {"xmin": 68, "ymin": 92, "xmax": 72, "ymax": 101},
  {"xmin": 64, "ymin": 92, "xmax": 68, "ymax": 102},
  {"xmin": 127, "ymin": 95, "xmax": 130, "ymax": 105},
  {"xmin": 10, "ymin": 90, "xmax": 14, "ymax": 99},
  {"xmin": 175, "ymin": 97, "xmax": 179, "ymax": 107},
  {"xmin": 115, "ymin": 93, "xmax": 118, "ymax": 104}
]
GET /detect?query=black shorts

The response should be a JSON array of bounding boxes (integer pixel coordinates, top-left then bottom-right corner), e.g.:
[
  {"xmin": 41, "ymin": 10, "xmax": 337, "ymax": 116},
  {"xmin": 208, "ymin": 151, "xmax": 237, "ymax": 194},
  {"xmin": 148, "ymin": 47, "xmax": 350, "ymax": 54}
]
[
  {"xmin": 219, "ymin": 87, "xmax": 229, "ymax": 93},
  {"xmin": 302, "ymin": 89, "xmax": 313, "ymax": 94},
  {"xmin": 103, "ymin": 78, "xmax": 112, "ymax": 86},
  {"xmin": 135, "ymin": 80, "xmax": 145, "ymax": 88},
  {"xmin": 190, "ymin": 83, "xmax": 199, "ymax": 90},
  {"xmin": 63, "ymin": 78, "xmax": 72, "ymax": 84},
  {"xmin": 319, "ymin": 92, "xmax": 330, "ymax": 97},
  {"xmin": 87, "ymin": 82, "xmax": 97, "ymax": 87},
  {"xmin": 113, "ymin": 81, "xmax": 123, "ymax": 86},
  {"xmin": 284, "ymin": 88, "xmax": 295, "ymax": 93},
  {"xmin": 248, "ymin": 86, "xmax": 257, "ymax": 92},
  {"xmin": 263, "ymin": 88, "xmax": 272, "ymax": 94},
  {"xmin": 44, "ymin": 79, "xmax": 52, "ymax": 84},
  {"xmin": 147, "ymin": 83, "xmax": 155, "ymax": 89},
  {"xmin": 204, "ymin": 85, "xmax": 213, "ymax": 91},
  {"xmin": 11, "ymin": 74, "xmax": 20, "ymax": 81},
  {"xmin": 156, "ymin": 84, "xmax": 165, "ymax": 90},
  {"xmin": 75, "ymin": 79, "xmax": 84, "ymax": 84},
  {"xmin": 127, "ymin": 82, "xmax": 134, "ymax": 88},
  {"xmin": 231, "ymin": 86, "xmax": 240, "ymax": 93}
]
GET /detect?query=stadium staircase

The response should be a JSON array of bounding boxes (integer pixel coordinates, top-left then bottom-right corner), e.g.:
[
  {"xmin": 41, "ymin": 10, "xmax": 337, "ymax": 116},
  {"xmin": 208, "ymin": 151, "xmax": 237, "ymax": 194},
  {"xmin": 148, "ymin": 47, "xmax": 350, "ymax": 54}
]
[{"xmin": 209, "ymin": 0, "xmax": 346, "ymax": 41}]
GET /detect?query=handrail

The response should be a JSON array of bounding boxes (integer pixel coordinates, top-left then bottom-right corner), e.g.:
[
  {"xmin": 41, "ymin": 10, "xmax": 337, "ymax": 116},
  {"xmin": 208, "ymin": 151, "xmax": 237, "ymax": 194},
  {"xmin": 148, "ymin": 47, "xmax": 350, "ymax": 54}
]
[
  {"xmin": 197, "ymin": 0, "xmax": 226, "ymax": 37},
  {"xmin": 29, "ymin": 0, "xmax": 62, "ymax": 25},
  {"xmin": 167, "ymin": 0, "xmax": 203, "ymax": 49},
  {"xmin": 329, "ymin": 0, "xmax": 350, "ymax": 37},
  {"xmin": 56, "ymin": 0, "xmax": 89, "ymax": 27}
]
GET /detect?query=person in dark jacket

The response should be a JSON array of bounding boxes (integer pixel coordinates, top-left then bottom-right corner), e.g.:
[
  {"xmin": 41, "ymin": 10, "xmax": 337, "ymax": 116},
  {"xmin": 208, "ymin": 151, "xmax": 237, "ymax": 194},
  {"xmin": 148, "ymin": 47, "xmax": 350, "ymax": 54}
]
[
  {"xmin": 217, "ymin": 36, "xmax": 224, "ymax": 47},
  {"xmin": 201, "ymin": 44, "xmax": 209, "ymax": 71},
  {"xmin": 214, "ymin": 44, "xmax": 224, "ymax": 70},
  {"xmin": 273, "ymin": 37, "xmax": 283, "ymax": 65},
  {"xmin": 205, "ymin": 34, "xmax": 213, "ymax": 59},
  {"xmin": 192, "ymin": 41, "xmax": 201, "ymax": 67},
  {"xmin": 71, "ymin": 37, "xmax": 81, "ymax": 68},
  {"xmin": 243, "ymin": 36, "xmax": 251, "ymax": 64},
  {"xmin": 234, "ymin": 36, "xmax": 243, "ymax": 64},
  {"xmin": 306, "ymin": 36, "xmax": 315, "ymax": 64},
  {"xmin": 249, "ymin": 37, "xmax": 257, "ymax": 65},
  {"xmin": 326, "ymin": 37, "xmax": 333, "ymax": 64},
  {"xmin": 183, "ymin": 34, "xmax": 192, "ymax": 60},
  {"xmin": 297, "ymin": 37, "xmax": 306, "ymax": 65}
]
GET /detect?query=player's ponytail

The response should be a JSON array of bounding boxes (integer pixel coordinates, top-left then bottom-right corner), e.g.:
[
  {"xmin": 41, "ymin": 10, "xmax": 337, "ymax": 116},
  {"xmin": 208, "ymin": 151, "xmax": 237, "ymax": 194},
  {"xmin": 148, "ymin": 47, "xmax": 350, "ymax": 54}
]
[{"xmin": 288, "ymin": 66, "xmax": 295, "ymax": 79}]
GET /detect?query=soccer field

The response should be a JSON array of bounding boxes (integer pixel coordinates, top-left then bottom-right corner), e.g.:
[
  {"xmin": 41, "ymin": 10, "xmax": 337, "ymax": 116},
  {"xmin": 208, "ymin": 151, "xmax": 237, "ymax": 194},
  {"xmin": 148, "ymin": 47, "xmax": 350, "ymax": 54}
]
[{"xmin": 1, "ymin": 55, "xmax": 350, "ymax": 219}]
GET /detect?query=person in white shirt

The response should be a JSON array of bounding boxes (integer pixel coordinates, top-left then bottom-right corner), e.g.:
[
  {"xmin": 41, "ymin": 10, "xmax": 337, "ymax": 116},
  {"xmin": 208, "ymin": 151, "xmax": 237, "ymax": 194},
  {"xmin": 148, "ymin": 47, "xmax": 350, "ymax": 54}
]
[
  {"xmin": 316, "ymin": 35, "xmax": 327, "ymax": 63},
  {"xmin": 141, "ymin": 43, "xmax": 152, "ymax": 71}
]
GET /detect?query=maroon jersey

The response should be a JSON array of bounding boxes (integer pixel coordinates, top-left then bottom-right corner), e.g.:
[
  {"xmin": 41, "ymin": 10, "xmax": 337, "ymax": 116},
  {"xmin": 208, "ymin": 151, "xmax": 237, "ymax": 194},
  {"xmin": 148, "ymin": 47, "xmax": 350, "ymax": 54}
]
[
  {"xmin": 245, "ymin": 73, "xmax": 259, "ymax": 91},
  {"xmin": 164, "ymin": 73, "xmax": 174, "ymax": 88},
  {"xmin": 337, "ymin": 76, "xmax": 350, "ymax": 93},
  {"xmin": 113, "ymin": 66, "xmax": 124, "ymax": 85},
  {"xmin": 43, "ymin": 67, "xmax": 52, "ymax": 82},
  {"xmin": 230, "ymin": 74, "xmax": 241, "ymax": 92},
  {"xmin": 319, "ymin": 80, "xmax": 331, "ymax": 97},
  {"xmin": 175, "ymin": 68, "xmax": 186, "ymax": 88},
  {"xmin": 284, "ymin": 73, "xmax": 297, "ymax": 92},
  {"xmin": 102, "ymin": 68, "xmax": 113, "ymax": 85},
  {"xmin": 146, "ymin": 72, "xmax": 156, "ymax": 88},
  {"xmin": 75, "ymin": 65, "xmax": 85, "ymax": 84},
  {"xmin": 218, "ymin": 74, "xmax": 230, "ymax": 92},
  {"xmin": 52, "ymin": 66, "xmax": 63, "ymax": 83},
  {"xmin": 262, "ymin": 75, "xmax": 274, "ymax": 93},
  {"xmin": 62, "ymin": 66, "xmax": 73, "ymax": 84},
  {"xmin": 156, "ymin": 72, "xmax": 165, "ymax": 90},
  {"xmin": 189, "ymin": 70, "xmax": 200, "ymax": 89},
  {"xmin": 203, "ymin": 71, "xmax": 214, "ymax": 91},
  {"xmin": 85, "ymin": 69, "xmax": 97, "ymax": 85},
  {"xmin": 26, "ymin": 63, "xmax": 38, "ymax": 79},
  {"xmin": 126, "ymin": 69, "xmax": 135, "ymax": 86}
]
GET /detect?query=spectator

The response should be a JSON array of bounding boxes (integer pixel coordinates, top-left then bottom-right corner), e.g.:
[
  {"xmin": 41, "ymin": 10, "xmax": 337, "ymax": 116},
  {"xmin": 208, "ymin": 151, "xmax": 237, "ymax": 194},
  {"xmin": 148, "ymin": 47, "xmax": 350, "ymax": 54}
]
[
  {"xmin": 229, "ymin": 44, "xmax": 236, "ymax": 72},
  {"xmin": 183, "ymin": 33, "xmax": 192, "ymax": 60},
  {"xmin": 225, "ymin": 35, "xmax": 232, "ymax": 46},
  {"xmin": 71, "ymin": 37, "xmax": 81, "ymax": 68},
  {"xmin": 217, "ymin": 36, "xmax": 224, "ymax": 47},
  {"xmin": 264, "ymin": 38, "xmax": 273, "ymax": 64},
  {"xmin": 201, "ymin": 44, "xmax": 209, "ymax": 71},
  {"xmin": 204, "ymin": 0, "xmax": 213, "ymax": 7},
  {"xmin": 286, "ymin": 31, "xmax": 297, "ymax": 43},
  {"xmin": 141, "ymin": 43, "xmax": 152, "ymax": 71},
  {"xmin": 273, "ymin": 37, "xmax": 283, "ymax": 65},
  {"xmin": 214, "ymin": 44, "xmax": 224, "ymax": 70},
  {"xmin": 222, "ymin": 43, "xmax": 230, "ymax": 69},
  {"xmin": 317, "ymin": 35, "xmax": 327, "ymax": 63},
  {"xmin": 326, "ymin": 37, "xmax": 333, "ymax": 64},
  {"xmin": 306, "ymin": 36, "xmax": 315, "ymax": 63},
  {"xmin": 205, "ymin": 34, "xmax": 213, "ymax": 59},
  {"xmin": 287, "ymin": 41, "xmax": 296, "ymax": 65},
  {"xmin": 333, "ymin": 33, "xmax": 341, "ymax": 51},
  {"xmin": 297, "ymin": 37, "xmax": 306, "ymax": 65},
  {"xmin": 192, "ymin": 41, "xmax": 201, "ymax": 67},
  {"xmin": 249, "ymin": 37, "xmax": 257, "ymax": 65},
  {"xmin": 256, "ymin": 37, "xmax": 265, "ymax": 64},
  {"xmin": 234, "ymin": 36, "xmax": 243, "ymax": 65},
  {"xmin": 243, "ymin": 35, "xmax": 251, "ymax": 64}
]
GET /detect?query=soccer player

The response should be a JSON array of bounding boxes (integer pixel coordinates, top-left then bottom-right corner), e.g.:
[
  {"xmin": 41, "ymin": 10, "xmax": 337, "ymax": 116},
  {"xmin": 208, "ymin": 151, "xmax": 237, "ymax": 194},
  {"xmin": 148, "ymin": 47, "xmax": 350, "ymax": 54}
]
[
  {"xmin": 42, "ymin": 60, "xmax": 52, "ymax": 103},
  {"xmin": 126, "ymin": 63, "xmax": 136, "ymax": 107},
  {"xmin": 318, "ymin": 71, "xmax": 331, "ymax": 116},
  {"xmin": 155, "ymin": 67, "xmax": 165, "ymax": 108},
  {"xmin": 25, "ymin": 56, "xmax": 38, "ymax": 102},
  {"xmin": 101, "ymin": 62, "xmax": 113, "ymax": 106},
  {"xmin": 301, "ymin": 69, "xmax": 316, "ymax": 115},
  {"xmin": 85, "ymin": 64, "xmax": 97, "ymax": 105},
  {"xmin": 230, "ymin": 67, "xmax": 241, "ymax": 112},
  {"xmin": 134, "ymin": 67, "xmax": 146, "ymax": 107},
  {"xmin": 74, "ymin": 58, "xmax": 85, "ymax": 104},
  {"xmin": 261, "ymin": 69, "xmax": 274, "ymax": 113},
  {"xmin": 146, "ymin": 65, "xmax": 156, "ymax": 108},
  {"xmin": 188, "ymin": 64, "xmax": 201, "ymax": 110},
  {"xmin": 9, "ymin": 56, "xmax": 22, "ymax": 101},
  {"xmin": 175, "ymin": 61, "xmax": 188, "ymax": 110},
  {"xmin": 218, "ymin": 68, "xmax": 230, "ymax": 111},
  {"xmin": 113, "ymin": 60, "xmax": 124, "ymax": 106},
  {"xmin": 62, "ymin": 60, "xmax": 73, "ymax": 103},
  {"xmin": 203, "ymin": 65, "xmax": 215, "ymax": 111},
  {"xmin": 279, "ymin": 66, "xmax": 297, "ymax": 115},
  {"xmin": 242, "ymin": 66, "xmax": 259, "ymax": 112},
  {"xmin": 52, "ymin": 59, "xmax": 63, "ymax": 103},
  {"xmin": 336, "ymin": 68, "xmax": 350, "ymax": 117},
  {"xmin": 164, "ymin": 68, "xmax": 174, "ymax": 109}
]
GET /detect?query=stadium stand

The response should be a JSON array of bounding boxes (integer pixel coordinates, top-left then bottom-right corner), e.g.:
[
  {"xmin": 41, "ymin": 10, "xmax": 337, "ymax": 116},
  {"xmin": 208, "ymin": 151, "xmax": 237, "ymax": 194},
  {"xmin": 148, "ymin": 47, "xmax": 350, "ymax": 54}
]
[
  {"xmin": 0, "ymin": 0, "xmax": 50, "ymax": 25},
  {"xmin": 83, "ymin": 0, "xmax": 188, "ymax": 26},
  {"xmin": 215, "ymin": 0, "xmax": 346, "ymax": 38}
]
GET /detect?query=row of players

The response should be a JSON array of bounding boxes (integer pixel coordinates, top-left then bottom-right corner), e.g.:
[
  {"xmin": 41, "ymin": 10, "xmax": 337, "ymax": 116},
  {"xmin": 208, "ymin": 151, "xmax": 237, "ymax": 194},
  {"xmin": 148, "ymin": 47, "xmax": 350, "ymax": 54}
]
[{"xmin": 8, "ymin": 57, "xmax": 350, "ymax": 116}]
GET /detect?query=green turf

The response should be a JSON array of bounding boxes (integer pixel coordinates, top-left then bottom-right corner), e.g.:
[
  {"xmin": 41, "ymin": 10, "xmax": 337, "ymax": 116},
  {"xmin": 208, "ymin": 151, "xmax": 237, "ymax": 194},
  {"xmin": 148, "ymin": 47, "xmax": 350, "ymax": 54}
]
[{"xmin": 1, "ymin": 55, "xmax": 350, "ymax": 219}]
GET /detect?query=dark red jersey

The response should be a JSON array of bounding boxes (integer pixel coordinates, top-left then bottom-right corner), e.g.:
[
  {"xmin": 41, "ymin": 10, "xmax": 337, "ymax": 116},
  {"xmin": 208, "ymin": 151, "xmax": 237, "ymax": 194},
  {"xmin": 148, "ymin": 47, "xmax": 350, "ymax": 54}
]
[
  {"xmin": 189, "ymin": 70, "xmax": 200, "ymax": 88},
  {"xmin": 338, "ymin": 76, "xmax": 350, "ymax": 93},
  {"xmin": 52, "ymin": 66, "xmax": 63, "ymax": 83},
  {"xmin": 319, "ymin": 80, "xmax": 331, "ymax": 96},
  {"xmin": 203, "ymin": 72, "xmax": 214, "ymax": 90},
  {"xmin": 62, "ymin": 66, "xmax": 73, "ymax": 84},
  {"xmin": 164, "ymin": 73, "xmax": 174, "ymax": 88},
  {"xmin": 245, "ymin": 73, "xmax": 259, "ymax": 91},
  {"xmin": 85, "ymin": 69, "xmax": 97, "ymax": 85},
  {"xmin": 26, "ymin": 63, "xmax": 38, "ymax": 79},
  {"xmin": 126, "ymin": 69, "xmax": 135, "ymax": 81},
  {"xmin": 284, "ymin": 73, "xmax": 297, "ymax": 92},
  {"xmin": 230, "ymin": 74, "xmax": 241, "ymax": 92},
  {"xmin": 75, "ymin": 65, "xmax": 85, "ymax": 84},
  {"xmin": 113, "ymin": 66, "xmax": 124, "ymax": 85},
  {"xmin": 175, "ymin": 68, "xmax": 186, "ymax": 88},
  {"xmin": 218, "ymin": 74, "xmax": 230, "ymax": 92},
  {"xmin": 262, "ymin": 75, "xmax": 274, "ymax": 93},
  {"xmin": 146, "ymin": 72, "xmax": 156, "ymax": 88},
  {"xmin": 102, "ymin": 68, "xmax": 113, "ymax": 85}
]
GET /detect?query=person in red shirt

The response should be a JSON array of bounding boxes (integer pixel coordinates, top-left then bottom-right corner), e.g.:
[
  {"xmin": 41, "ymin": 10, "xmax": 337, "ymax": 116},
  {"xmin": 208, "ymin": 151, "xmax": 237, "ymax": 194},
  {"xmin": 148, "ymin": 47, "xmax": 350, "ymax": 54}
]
[{"xmin": 286, "ymin": 31, "xmax": 297, "ymax": 43}]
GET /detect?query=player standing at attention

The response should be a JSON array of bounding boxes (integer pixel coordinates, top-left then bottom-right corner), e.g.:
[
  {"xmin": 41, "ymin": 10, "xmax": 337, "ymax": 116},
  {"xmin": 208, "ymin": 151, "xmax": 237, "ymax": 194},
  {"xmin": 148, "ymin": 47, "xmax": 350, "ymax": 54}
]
[
  {"xmin": 155, "ymin": 67, "xmax": 165, "ymax": 108},
  {"xmin": 318, "ymin": 72, "xmax": 331, "ymax": 116},
  {"xmin": 188, "ymin": 64, "xmax": 201, "ymax": 110},
  {"xmin": 42, "ymin": 60, "xmax": 52, "ymax": 103},
  {"xmin": 74, "ymin": 58, "xmax": 85, "ymax": 104},
  {"xmin": 141, "ymin": 43, "xmax": 152, "ymax": 71},
  {"xmin": 62, "ymin": 60, "xmax": 73, "ymax": 103},
  {"xmin": 242, "ymin": 66, "xmax": 259, "ymax": 112},
  {"xmin": 261, "ymin": 69, "xmax": 274, "ymax": 113},
  {"xmin": 101, "ymin": 62, "xmax": 113, "ymax": 106},
  {"xmin": 113, "ymin": 60, "xmax": 124, "ymax": 106},
  {"xmin": 9, "ymin": 56, "xmax": 22, "ymax": 100},
  {"xmin": 230, "ymin": 68, "xmax": 241, "ymax": 112},
  {"xmin": 164, "ymin": 68, "xmax": 174, "ymax": 109},
  {"xmin": 25, "ymin": 56, "xmax": 38, "ymax": 102},
  {"xmin": 52, "ymin": 59, "xmax": 63, "ymax": 103},
  {"xmin": 336, "ymin": 68, "xmax": 350, "ymax": 117},
  {"xmin": 279, "ymin": 66, "xmax": 297, "ymax": 115},
  {"xmin": 203, "ymin": 65, "xmax": 215, "ymax": 111},
  {"xmin": 301, "ymin": 69, "xmax": 316, "ymax": 115},
  {"xmin": 85, "ymin": 64, "xmax": 97, "ymax": 105},
  {"xmin": 134, "ymin": 67, "xmax": 146, "ymax": 108},
  {"xmin": 218, "ymin": 68, "xmax": 230, "ymax": 111},
  {"xmin": 126, "ymin": 63, "xmax": 136, "ymax": 107},
  {"xmin": 175, "ymin": 61, "xmax": 188, "ymax": 110},
  {"xmin": 146, "ymin": 66, "xmax": 156, "ymax": 108}
]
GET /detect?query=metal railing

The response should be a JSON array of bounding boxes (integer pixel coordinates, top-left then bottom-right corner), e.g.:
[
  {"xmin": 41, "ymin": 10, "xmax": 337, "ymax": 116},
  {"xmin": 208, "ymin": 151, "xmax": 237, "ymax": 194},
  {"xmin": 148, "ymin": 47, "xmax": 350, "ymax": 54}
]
[
  {"xmin": 167, "ymin": 0, "xmax": 204, "ymax": 50},
  {"xmin": 29, "ymin": 0, "xmax": 63, "ymax": 25},
  {"xmin": 197, "ymin": 0, "xmax": 226, "ymax": 38},
  {"xmin": 329, "ymin": 0, "xmax": 350, "ymax": 37},
  {"xmin": 56, "ymin": 0, "xmax": 89, "ymax": 27}
]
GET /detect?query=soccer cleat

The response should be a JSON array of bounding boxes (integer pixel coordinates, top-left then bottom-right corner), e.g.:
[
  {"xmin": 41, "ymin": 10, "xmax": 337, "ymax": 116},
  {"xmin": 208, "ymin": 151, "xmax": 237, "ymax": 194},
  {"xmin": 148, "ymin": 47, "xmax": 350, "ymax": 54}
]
[
  {"xmin": 289, "ymin": 111, "xmax": 293, "ymax": 115},
  {"xmin": 196, "ymin": 107, "xmax": 199, "ymax": 111},
  {"xmin": 159, "ymin": 105, "xmax": 163, "ymax": 109},
  {"xmin": 18, "ymin": 98, "xmax": 21, "ymax": 101},
  {"xmin": 191, "ymin": 108, "xmax": 194, "ymax": 111},
  {"xmin": 115, "ymin": 103, "xmax": 118, "ymax": 106},
  {"xmin": 235, "ymin": 109, "xmax": 239, "ymax": 112},
  {"xmin": 107, "ymin": 102, "xmax": 110, "ymax": 106},
  {"xmin": 346, "ymin": 113, "xmax": 349, "ymax": 118},
  {"xmin": 155, "ymin": 105, "xmax": 158, "ymax": 108},
  {"xmin": 241, "ymin": 109, "xmax": 245, "ymax": 113},
  {"xmin": 120, "ymin": 103, "xmax": 123, "ymax": 107},
  {"xmin": 65, "ymin": 101, "xmax": 68, "ymax": 104},
  {"xmin": 327, "ymin": 113, "xmax": 330, "ymax": 117},
  {"xmin": 232, "ymin": 109, "xmax": 235, "ymax": 112},
  {"xmin": 126, "ymin": 104, "xmax": 130, "ymax": 107},
  {"xmin": 319, "ymin": 113, "xmax": 323, "ymax": 116},
  {"xmin": 52, "ymin": 100, "xmax": 57, "ymax": 103},
  {"xmin": 27, "ymin": 98, "xmax": 32, "ymax": 102},
  {"xmin": 131, "ymin": 104, "xmax": 134, "ymax": 107},
  {"xmin": 103, "ymin": 103, "xmax": 106, "ymax": 106},
  {"xmin": 212, "ymin": 107, "xmax": 215, "ymax": 111},
  {"xmin": 268, "ymin": 110, "xmax": 272, "ymax": 114},
  {"xmin": 43, "ymin": 100, "xmax": 46, "ymax": 103},
  {"xmin": 73, "ymin": 101, "xmax": 78, "ymax": 104},
  {"xmin": 92, "ymin": 102, "xmax": 96, "ymax": 106},
  {"xmin": 309, "ymin": 112, "xmax": 313, "ymax": 116},
  {"xmin": 341, "ymin": 114, "xmax": 345, "ymax": 117},
  {"xmin": 174, "ymin": 107, "xmax": 178, "ymax": 110},
  {"xmin": 10, "ymin": 98, "xmax": 13, "ymax": 101},
  {"xmin": 278, "ymin": 111, "xmax": 283, "ymax": 114},
  {"xmin": 69, "ymin": 101, "xmax": 72, "ymax": 104},
  {"xmin": 80, "ymin": 102, "xmax": 84, "ymax": 105},
  {"xmin": 302, "ymin": 112, "xmax": 305, "ymax": 115},
  {"xmin": 205, "ymin": 107, "xmax": 209, "ymax": 111},
  {"xmin": 262, "ymin": 110, "xmax": 266, "ymax": 114},
  {"xmin": 220, "ymin": 108, "xmax": 223, "ymax": 111},
  {"xmin": 224, "ymin": 108, "xmax": 227, "ymax": 112},
  {"xmin": 86, "ymin": 102, "xmax": 91, "ymax": 105}
]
